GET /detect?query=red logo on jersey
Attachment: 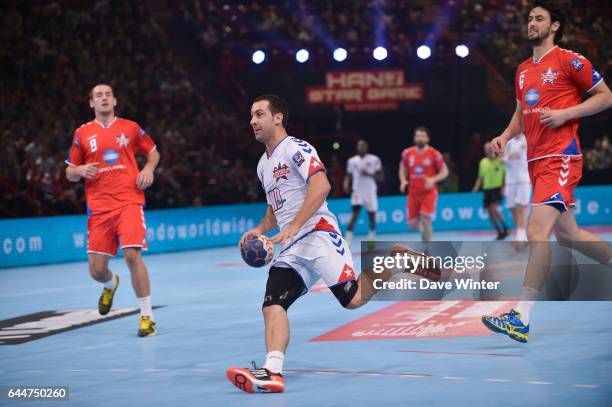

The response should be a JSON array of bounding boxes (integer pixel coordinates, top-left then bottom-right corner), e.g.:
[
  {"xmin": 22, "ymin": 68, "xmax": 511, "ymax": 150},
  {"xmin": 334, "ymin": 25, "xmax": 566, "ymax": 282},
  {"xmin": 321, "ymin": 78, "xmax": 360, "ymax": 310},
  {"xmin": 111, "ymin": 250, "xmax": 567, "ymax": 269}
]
[
  {"xmin": 338, "ymin": 264, "xmax": 355, "ymax": 284},
  {"xmin": 308, "ymin": 156, "xmax": 325, "ymax": 177}
]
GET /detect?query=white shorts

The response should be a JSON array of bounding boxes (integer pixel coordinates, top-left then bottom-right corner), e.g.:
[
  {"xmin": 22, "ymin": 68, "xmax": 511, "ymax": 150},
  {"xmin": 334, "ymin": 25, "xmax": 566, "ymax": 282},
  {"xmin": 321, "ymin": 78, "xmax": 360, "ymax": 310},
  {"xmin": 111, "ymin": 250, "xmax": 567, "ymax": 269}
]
[
  {"xmin": 505, "ymin": 182, "xmax": 531, "ymax": 208},
  {"xmin": 351, "ymin": 190, "xmax": 378, "ymax": 212},
  {"xmin": 272, "ymin": 231, "xmax": 356, "ymax": 290}
]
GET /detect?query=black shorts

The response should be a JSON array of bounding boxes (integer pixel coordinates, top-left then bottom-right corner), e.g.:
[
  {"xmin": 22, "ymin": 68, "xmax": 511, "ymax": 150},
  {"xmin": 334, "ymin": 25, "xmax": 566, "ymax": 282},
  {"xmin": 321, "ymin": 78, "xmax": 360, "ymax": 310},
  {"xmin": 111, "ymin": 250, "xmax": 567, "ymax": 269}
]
[
  {"xmin": 483, "ymin": 187, "xmax": 502, "ymax": 207},
  {"xmin": 263, "ymin": 266, "xmax": 307, "ymax": 310}
]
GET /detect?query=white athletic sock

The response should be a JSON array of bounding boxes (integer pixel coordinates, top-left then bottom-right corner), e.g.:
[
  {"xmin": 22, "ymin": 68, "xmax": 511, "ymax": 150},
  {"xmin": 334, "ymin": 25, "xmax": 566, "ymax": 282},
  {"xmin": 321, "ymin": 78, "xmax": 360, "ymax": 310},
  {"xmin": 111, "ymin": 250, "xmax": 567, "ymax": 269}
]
[
  {"xmin": 516, "ymin": 301, "xmax": 534, "ymax": 325},
  {"xmin": 103, "ymin": 273, "xmax": 116, "ymax": 290},
  {"xmin": 138, "ymin": 296, "xmax": 153, "ymax": 318},
  {"xmin": 516, "ymin": 228, "xmax": 527, "ymax": 241},
  {"xmin": 345, "ymin": 231, "xmax": 353, "ymax": 243},
  {"xmin": 263, "ymin": 351, "xmax": 285, "ymax": 374},
  {"xmin": 516, "ymin": 286, "xmax": 539, "ymax": 325},
  {"xmin": 368, "ymin": 230, "xmax": 375, "ymax": 240}
]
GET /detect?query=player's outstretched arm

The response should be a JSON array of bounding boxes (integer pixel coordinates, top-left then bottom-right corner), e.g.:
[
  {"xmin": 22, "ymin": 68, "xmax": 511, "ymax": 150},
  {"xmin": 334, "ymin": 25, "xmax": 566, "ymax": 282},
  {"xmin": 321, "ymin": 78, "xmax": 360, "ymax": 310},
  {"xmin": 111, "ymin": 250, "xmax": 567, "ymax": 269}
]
[
  {"xmin": 492, "ymin": 101, "xmax": 523, "ymax": 156},
  {"xmin": 270, "ymin": 172, "xmax": 330, "ymax": 244},
  {"xmin": 239, "ymin": 205, "xmax": 277, "ymax": 246},
  {"xmin": 540, "ymin": 80, "xmax": 612, "ymax": 129}
]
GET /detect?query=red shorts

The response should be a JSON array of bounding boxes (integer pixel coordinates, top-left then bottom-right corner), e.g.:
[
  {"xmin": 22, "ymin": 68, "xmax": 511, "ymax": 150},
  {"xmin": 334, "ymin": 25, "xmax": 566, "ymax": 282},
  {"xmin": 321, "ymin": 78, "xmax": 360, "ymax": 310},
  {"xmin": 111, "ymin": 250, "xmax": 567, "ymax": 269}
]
[
  {"xmin": 406, "ymin": 188, "xmax": 438, "ymax": 222},
  {"xmin": 87, "ymin": 204, "xmax": 148, "ymax": 256},
  {"xmin": 528, "ymin": 156, "xmax": 582, "ymax": 210}
]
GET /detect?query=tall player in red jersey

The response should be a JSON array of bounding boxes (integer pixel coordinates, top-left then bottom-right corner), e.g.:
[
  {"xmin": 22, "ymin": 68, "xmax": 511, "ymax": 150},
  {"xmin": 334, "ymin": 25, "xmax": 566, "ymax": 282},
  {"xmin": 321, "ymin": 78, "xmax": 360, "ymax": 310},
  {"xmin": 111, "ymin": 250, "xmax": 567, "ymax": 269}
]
[
  {"xmin": 482, "ymin": 1, "xmax": 611, "ymax": 343},
  {"xmin": 399, "ymin": 126, "xmax": 448, "ymax": 241},
  {"xmin": 65, "ymin": 84, "xmax": 160, "ymax": 337}
]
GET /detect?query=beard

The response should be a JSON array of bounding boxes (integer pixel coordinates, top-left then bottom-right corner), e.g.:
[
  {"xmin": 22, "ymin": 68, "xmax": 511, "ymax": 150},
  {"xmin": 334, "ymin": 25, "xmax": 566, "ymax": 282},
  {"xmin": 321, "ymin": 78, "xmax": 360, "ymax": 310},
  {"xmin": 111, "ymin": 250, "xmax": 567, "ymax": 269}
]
[
  {"xmin": 415, "ymin": 141, "xmax": 427, "ymax": 149},
  {"xmin": 528, "ymin": 27, "xmax": 552, "ymax": 46}
]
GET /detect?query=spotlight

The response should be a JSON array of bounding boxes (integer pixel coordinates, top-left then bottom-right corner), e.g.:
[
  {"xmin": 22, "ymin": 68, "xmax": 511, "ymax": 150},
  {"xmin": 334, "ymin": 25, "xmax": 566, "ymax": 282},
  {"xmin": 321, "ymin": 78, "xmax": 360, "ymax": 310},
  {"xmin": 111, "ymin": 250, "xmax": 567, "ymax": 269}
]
[
  {"xmin": 455, "ymin": 44, "xmax": 470, "ymax": 58},
  {"xmin": 333, "ymin": 48, "xmax": 347, "ymax": 62},
  {"xmin": 373, "ymin": 46, "xmax": 388, "ymax": 61},
  {"xmin": 252, "ymin": 50, "xmax": 265, "ymax": 64},
  {"xmin": 296, "ymin": 49, "xmax": 309, "ymax": 63},
  {"xmin": 416, "ymin": 45, "xmax": 431, "ymax": 60}
]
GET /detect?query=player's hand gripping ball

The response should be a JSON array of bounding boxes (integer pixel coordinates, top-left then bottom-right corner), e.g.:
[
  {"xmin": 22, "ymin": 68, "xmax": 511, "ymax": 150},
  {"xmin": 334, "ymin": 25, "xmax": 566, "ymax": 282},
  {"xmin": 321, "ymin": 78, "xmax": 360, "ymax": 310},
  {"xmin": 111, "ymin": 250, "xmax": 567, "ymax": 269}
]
[{"xmin": 240, "ymin": 235, "xmax": 274, "ymax": 268}]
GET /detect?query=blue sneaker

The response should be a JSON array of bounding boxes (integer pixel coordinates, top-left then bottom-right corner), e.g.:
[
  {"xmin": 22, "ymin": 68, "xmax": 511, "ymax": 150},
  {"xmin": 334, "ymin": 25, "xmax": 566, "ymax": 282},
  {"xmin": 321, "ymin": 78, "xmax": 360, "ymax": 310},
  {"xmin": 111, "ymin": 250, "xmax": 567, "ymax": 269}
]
[{"xmin": 482, "ymin": 309, "xmax": 529, "ymax": 343}]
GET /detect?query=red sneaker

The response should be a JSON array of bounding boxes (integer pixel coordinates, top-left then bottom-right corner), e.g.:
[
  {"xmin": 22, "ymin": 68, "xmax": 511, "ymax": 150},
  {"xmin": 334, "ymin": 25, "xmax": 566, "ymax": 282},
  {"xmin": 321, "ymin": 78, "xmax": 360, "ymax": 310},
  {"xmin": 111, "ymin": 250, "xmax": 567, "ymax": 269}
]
[{"xmin": 226, "ymin": 363, "xmax": 285, "ymax": 393}]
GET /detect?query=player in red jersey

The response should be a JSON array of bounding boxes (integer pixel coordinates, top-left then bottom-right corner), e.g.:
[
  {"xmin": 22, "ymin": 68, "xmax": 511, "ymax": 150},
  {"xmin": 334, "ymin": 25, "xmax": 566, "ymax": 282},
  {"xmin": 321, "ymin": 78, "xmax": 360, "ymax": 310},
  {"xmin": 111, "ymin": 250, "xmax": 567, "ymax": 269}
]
[
  {"xmin": 482, "ymin": 1, "xmax": 611, "ymax": 342},
  {"xmin": 399, "ymin": 126, "xmax": 448, "ymax": 241},
  {"xmin": 65, "ymin": 84, "xmax": 160, "ymax": 337}
]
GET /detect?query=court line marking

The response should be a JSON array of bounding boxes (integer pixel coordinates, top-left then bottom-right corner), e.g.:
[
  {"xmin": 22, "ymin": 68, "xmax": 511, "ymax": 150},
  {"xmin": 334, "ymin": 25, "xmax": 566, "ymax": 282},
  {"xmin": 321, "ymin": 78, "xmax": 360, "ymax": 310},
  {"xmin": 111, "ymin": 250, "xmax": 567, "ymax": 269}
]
[
  {"xmin": 8, "ymin": 368, "xmax": 603, "ymax": 388},
  {"xmin": 528, "ymin": 381, "xmax": 553, "ymax": 385},
  {"xmin": 285, "ymin": 369, "xmax": 431, "ymax": 377}
]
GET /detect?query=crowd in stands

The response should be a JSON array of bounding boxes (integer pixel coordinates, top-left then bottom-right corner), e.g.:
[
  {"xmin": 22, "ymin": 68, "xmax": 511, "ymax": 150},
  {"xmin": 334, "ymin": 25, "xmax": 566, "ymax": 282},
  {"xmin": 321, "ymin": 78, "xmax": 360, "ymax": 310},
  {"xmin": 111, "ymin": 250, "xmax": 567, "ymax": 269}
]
[
  {"xmin": 1, "ymin": 0, "xmax": 609, "ymax": 218},
  {"xmin": 585, "ymin": 135, "xmax": 611, "ymax": 171},
  {"xmin": 453, "ymin": 0, "xmax": 610, "ymax": 80},
  {"xmin": 0, "ymin": 0, "xmax": 263, "ymax": 217}
]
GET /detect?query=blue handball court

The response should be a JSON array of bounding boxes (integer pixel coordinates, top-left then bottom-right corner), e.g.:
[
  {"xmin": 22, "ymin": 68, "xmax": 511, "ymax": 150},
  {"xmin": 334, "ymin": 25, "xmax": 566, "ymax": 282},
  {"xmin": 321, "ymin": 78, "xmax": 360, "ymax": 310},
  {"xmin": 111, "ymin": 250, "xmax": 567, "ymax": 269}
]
[{"xmin": 1, "ymin": 189, "xmax": 611, "ymax": 406}]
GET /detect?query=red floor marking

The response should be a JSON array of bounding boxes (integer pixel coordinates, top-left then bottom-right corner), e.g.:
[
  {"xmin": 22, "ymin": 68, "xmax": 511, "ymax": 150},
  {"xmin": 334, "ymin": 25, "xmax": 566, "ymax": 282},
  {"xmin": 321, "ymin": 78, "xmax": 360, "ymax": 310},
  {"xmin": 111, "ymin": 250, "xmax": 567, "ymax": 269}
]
[
  {"xmin": 310, "ymin": 300, "xmax": 515, "ymax": 342},
  {"xmin": 212, "ymin": 262, "xmax": 245, "ymax": 268},
  {"xmin": 284, "ymin": 369, "xmax": 431, "ymax": 377},
  {"xmin": 396, "ymin": 350, "xmax": 521, "ymax": 357}
]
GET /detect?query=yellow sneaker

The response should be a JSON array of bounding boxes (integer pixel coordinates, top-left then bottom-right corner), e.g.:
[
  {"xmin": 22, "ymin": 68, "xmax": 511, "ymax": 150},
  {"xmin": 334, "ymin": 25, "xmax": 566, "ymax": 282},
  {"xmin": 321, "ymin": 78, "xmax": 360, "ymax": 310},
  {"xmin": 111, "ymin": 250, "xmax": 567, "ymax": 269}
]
[
  {"xmin": 98, "ymin": 274, "xmax": 120, "ymax": 315},
  {"xmin": 137, "ymin": 316, "xmax": 156, "ymax": 337}
]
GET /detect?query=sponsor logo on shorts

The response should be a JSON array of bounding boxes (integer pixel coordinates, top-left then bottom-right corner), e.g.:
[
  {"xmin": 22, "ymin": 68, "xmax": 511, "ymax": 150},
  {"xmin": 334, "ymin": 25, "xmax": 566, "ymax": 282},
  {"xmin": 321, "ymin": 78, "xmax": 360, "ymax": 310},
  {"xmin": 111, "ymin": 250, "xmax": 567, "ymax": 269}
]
[
  {"xmin": 558, "ymin": 156, "xmax": 570, "ymax": 186},
  {"xmin": 337, "ymin": 263, "xmax": 355, "ymax": 284}
]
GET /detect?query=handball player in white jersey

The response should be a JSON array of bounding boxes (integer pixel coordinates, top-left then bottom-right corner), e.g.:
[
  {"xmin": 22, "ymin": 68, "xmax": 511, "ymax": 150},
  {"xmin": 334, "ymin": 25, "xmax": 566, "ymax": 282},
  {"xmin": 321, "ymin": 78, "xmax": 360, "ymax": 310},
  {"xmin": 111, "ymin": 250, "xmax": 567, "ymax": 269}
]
[
  {"xmin": 226, "ymin": 95, "xmax": 391, "ymax": 394},
  {"xmin": 503, "ymin": 133, "xmax": 531, "ymax": 242},
  {"xmin": 343, "ymin": 139, "xmax": 384, "ymax": 245}
]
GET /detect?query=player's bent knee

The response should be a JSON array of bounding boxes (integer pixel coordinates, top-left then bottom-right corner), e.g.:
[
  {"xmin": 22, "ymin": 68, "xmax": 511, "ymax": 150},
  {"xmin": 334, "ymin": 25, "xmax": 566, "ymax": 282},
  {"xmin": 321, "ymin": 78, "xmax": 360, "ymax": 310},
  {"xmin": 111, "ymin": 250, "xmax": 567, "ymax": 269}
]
[
  {"xmin": 330, "ymin": 279, "xmax": 359, "ymax": 309},
  {"xmin": 123, "ymin": 248, "xmax": 142, "ymax": 267},
  {"xmin": 88, "ymin": 256, "xmax": 108, "ymax": 278},
  {"xmin": 262, "ymin": 267, "xmax": 306, "ymax": 311}
]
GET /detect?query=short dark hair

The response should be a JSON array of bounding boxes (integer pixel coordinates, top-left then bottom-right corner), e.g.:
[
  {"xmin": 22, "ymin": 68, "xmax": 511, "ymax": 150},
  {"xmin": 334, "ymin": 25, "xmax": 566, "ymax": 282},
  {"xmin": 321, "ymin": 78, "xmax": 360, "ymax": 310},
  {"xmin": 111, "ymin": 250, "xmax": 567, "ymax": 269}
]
[
  {"xmin": 254, "ymin": 94, "xmax": 289, "ymax": 127},
  {"xmin": 90, "ymin": 83, "xmax": 114, "ymax": 98},
  {"xmin": 414, "ymin": 126, "xmax": 431, "ymax": 137},
  {"xmin": 528, "ymin": 1, "xmax": 566, "ymax": 44}
]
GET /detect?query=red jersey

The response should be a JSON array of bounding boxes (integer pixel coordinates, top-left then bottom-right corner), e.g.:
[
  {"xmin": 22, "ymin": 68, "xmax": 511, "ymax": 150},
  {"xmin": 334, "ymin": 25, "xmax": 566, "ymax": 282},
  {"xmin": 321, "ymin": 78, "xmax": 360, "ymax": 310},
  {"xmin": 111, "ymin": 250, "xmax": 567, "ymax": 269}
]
[
  {"xmin": 400, "ymin": 145, "xmax": 445, "ymax": 192},
  {"xmin": 66, "ymin": 117, "xmax": 156, "ymax": 214},
  {"xmin": 515, "ymin": 46, "xmax": 603, "ymax": 161}
]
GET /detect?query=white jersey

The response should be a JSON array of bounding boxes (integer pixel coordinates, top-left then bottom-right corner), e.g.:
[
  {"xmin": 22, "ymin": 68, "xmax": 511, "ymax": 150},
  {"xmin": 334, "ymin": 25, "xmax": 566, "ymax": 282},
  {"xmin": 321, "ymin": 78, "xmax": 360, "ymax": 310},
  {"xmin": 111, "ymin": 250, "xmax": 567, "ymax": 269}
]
[
  {"xmin": 257, "ymin": 136, "xmax": 339, "ymax": 248},
  {"xmin": 503, "ymin": 134, "xmax": 530, "ymax": 184},
  {"xmin": 346, "ymin": 153, "xmax": 382, "ymax": 193}
]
